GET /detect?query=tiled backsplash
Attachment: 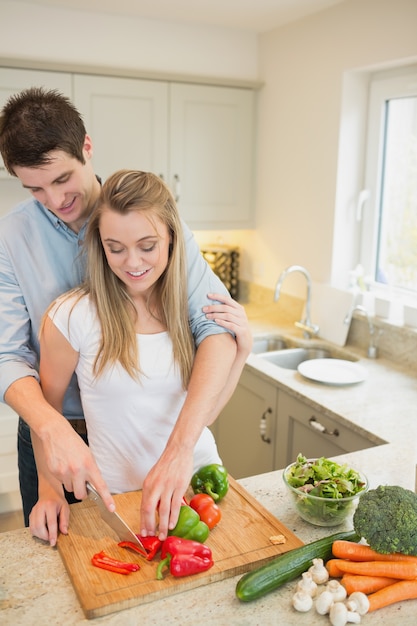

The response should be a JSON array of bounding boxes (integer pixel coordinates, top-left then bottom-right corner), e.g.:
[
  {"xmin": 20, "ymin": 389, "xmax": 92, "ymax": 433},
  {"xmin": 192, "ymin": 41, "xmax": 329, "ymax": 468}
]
[{"xmin": 346, "ymin": 314, "xmax": 417, "ymax": 372}]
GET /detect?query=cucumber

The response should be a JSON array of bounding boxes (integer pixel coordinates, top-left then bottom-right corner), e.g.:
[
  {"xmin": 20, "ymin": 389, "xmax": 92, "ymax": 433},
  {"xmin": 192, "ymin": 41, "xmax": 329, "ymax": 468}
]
[{"xmin": 236, "ymin": 529, "xmax": 359, "ymax": 602}]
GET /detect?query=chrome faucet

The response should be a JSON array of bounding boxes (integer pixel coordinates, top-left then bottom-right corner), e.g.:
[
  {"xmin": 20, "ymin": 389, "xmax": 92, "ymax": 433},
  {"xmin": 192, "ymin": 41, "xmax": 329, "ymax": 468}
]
[
  {"xmin": 344, "ymin": 304, "xmax": 379, "ymax": 358},
  {"xmin": 274, "ymin": 265, "xmax": 319, "ymax": 338}
]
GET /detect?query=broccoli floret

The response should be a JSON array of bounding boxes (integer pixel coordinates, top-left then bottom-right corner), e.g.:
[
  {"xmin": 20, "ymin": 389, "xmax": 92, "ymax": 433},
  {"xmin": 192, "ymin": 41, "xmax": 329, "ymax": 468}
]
[{"xmin": 353, "ymin": 484, "xmax": 417, "ymax": 555}]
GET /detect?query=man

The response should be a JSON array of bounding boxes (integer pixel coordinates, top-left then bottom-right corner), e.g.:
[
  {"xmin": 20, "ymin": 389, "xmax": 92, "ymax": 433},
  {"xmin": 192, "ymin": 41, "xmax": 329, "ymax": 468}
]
[{"xmin": 0, "ymin": 87, "xmax": 251, "ymax": 540}]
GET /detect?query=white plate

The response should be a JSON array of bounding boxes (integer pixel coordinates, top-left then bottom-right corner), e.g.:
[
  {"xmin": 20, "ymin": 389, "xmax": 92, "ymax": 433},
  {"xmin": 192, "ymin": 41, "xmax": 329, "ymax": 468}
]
[{"xmin": 297, "ymin": 358, "xmax": 367, "ymax": 385}]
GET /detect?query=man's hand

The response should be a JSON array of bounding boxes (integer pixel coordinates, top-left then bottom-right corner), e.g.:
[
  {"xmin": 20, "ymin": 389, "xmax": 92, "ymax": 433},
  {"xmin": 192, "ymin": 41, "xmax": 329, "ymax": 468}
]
[
  {"xmin": 5, "ymin": 376, "xmax": 115, "ymax": 513},
  {"xmin": 29, "ymin": 491, "xmax": 70, "ymax": 547},
  {"xmin": 203, "ymin": 293, "xmax": 253, "ymax": 356},
  {"xmin": 39, "ymin": 418, "xmax": 115, "ymax": 512}
]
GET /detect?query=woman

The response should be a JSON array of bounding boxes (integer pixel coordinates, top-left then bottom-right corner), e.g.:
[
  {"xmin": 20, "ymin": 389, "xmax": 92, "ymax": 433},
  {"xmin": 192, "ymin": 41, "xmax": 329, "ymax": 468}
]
[{"xmin": 30, "ymin": 170, "xmax": 250, "ymax": 544}]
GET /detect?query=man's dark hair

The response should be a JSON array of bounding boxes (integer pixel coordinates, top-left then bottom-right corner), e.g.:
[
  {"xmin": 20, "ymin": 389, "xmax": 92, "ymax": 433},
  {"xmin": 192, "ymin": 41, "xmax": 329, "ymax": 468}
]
[{"xmin": 0, "ymin": 86, "xmax": 87, "ymax": 175}]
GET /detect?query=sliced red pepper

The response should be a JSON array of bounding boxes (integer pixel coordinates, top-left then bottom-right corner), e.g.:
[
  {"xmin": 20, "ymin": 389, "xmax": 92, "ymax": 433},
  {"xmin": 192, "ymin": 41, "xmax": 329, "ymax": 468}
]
[
  {"xmin": 138, "ymin": 535, "xmax": 163, "ymax": 560},
  {"xmin": 91, "ymin": 550, "xmax": 140, "ymax": 575},
  {"xmin": 156, "ymin": 536, "xmax": 213, "ymax": 580},
  {"xmin": 118, "ymin": 536, "xmax": 162, "ymax": 561},
  {"xmin": 92, "ymin": 560, "xmax": 133, "ymax": 575},
  {"xmin": 189, "ymin": 493, "xmax": 222, "ymax": 530}
]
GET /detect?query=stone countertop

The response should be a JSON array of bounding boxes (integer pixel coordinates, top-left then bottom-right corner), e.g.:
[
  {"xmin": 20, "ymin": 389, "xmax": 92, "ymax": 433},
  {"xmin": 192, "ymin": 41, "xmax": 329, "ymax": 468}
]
[
  {"xmin": 2, "ymin": 302, "xmax": 417, "ymax": 624},
  {"xmin": 1, "ymin": 450, "xmax": 417, "ymax": 626},
  {"xmin": 245, "ymin": 308, "xmax": 417, "ymax": 483}
]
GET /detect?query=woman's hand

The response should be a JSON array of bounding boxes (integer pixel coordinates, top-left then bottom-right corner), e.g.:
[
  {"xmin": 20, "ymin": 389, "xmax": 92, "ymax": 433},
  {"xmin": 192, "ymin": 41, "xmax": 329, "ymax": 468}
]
[
  {"xmin": 203, "ymin": 293, "xmax": 253, "ymax": 357},
  {"xmin": 140, "ymin": 448, "xmax": 194, "ymax": 541},
  {"xmin": 29, "ymin": 490, "xmax": 70, "ymax": 547}
]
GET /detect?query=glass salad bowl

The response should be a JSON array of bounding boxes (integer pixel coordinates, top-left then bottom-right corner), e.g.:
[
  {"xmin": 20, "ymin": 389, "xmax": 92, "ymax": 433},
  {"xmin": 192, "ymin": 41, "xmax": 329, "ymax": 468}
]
[{"xmin": 283, "ymin": 455, "xmax": 369, "ymax": 527}]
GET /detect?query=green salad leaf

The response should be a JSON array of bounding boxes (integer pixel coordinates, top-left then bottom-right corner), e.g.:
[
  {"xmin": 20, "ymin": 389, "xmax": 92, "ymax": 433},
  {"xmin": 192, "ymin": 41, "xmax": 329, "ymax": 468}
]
[
  {"xmin": 285, "ymin": 454, "xmax": 367, "ymax": 525},
  {"xmin": 286, "ymin": 454, "xmax": 365, "ymax": 498}
]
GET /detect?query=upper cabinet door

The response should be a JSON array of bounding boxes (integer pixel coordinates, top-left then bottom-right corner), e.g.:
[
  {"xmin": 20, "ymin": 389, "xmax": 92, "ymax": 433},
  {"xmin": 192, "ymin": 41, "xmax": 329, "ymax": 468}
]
[
  {"xmin": 0, "ymin": 68, "xmax": 72, "ymax": 187},
  {"xmin": 169, "ymin": 83, "xmax": 255, "ymax": 229},
  {"xmin": 73, "ymin": 74, "xmax": 169, "ymax": 182}
]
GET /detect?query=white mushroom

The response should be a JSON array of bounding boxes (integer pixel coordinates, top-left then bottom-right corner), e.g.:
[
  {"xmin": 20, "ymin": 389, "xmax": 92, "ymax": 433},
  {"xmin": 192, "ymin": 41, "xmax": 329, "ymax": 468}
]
[
  {"xmin": 315, "ymin": 590, "xmax": 335, "ymax": 615},
  {"xmin": 346, "ymin": 591, "xmax": 370, "ymax": 615},
  {"xmin": 308, "ymin": 558, "xmax": 330, "ymax": 584},
  {"xmin": 329, "ymin": 602, "xmax": 361, "ymax": 626},
  {"xmin": 292, "ymin": 590, "xmax": 314, "ymax": 612},
  {"xmin": 296, "ymin": 571, "xmax": 318, "ymax": 597},
  {"xmin": 326, "ymin": 579, "xmax": 347, "ymax": 602}
]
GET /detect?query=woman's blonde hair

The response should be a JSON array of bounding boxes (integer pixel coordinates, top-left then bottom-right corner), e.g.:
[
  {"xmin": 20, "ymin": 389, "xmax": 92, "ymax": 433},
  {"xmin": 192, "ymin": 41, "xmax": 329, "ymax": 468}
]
[{"xmin": 59, "ymin": 170, "xmax": 194, "ymax": 388}]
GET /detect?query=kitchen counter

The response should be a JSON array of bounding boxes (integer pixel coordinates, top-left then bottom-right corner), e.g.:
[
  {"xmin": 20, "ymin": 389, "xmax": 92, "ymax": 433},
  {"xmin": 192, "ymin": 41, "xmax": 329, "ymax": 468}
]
[
  {"xmin": 246, "ymin": 328, "xmax": 417, "ymax": 456},
  {"xmin": 242, "ymin": 287, "xmax": 417, "ymax": 478},
  {"xmin": 1, "ymin": 447, "xmax": 416, "ymax": 625},
  {"xmin": 2, "ymin": 294, "xmax": 417, "ymax": 624}
]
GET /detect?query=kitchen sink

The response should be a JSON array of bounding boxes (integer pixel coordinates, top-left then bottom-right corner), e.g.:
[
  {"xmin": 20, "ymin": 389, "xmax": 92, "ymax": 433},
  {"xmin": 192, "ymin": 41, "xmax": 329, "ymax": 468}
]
[
  {"xmin": 257, "ymin": 347, "xmax": 358, "ymax": 370},
  {"xmin": 252, "ymin": 331, "xmax": 360, "ymax": 371},
  {"xmin": 251, "ymin": 335, "xmax": 288, "ymax": 354}
]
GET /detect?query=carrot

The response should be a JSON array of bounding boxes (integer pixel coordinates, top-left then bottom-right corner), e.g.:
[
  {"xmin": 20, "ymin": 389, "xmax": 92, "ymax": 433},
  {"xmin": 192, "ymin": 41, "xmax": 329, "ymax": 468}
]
[
  {"xmin": 341, "ymin": 574, "xmax": 401, "ymax": 596},
  {"xmin": 328, "ymin": 559, "xmax": 417, "ymax": 580},
  {"xmin": 368, "ymin": 579, "xmax": 417, "ymax": 612},
  {"xmin": 333, "ymin": 540, "xmax": 417, "ymax": 563},
  {"xmin": 325, "ymin": 559, "xmax": 345, "ymax": 578}
]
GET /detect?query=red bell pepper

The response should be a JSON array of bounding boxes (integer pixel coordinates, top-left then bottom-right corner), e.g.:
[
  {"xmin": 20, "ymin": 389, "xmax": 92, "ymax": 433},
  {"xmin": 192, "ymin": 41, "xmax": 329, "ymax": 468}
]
[
  {"xmin": 156, "ymin": 536, "xmax": 213, "ymax": 580},
  {"xmin": 189, "ymin": 493, "xmax": 222, "ymax": 530},
  {"xmin": 91, "ymin": 550, "xmax": 140, "ymax": 575},
  {"xmin": 118, "ymin": 536, "xmax": 162, "ymax": 561}
]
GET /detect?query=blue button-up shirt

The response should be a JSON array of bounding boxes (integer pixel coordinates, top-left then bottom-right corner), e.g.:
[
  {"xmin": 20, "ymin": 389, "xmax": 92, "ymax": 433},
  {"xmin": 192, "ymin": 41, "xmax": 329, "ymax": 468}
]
[{"xmin": 0, "ymin": 198, "xmax": 230, "ymax": 420}]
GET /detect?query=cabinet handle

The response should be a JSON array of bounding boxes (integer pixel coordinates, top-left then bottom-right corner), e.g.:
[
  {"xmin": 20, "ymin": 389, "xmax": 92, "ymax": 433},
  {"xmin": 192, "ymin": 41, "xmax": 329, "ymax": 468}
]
[
  {"xmin": 173, "ymin": 174, "xmax": 181, "ymax": 202},
  {"xmin": 259, "ymin": 408, "xmax": 272, "ymax": 444},
  {"xmin": 309, "ymin": 416, "xmax": 339, "ymax": 437}
]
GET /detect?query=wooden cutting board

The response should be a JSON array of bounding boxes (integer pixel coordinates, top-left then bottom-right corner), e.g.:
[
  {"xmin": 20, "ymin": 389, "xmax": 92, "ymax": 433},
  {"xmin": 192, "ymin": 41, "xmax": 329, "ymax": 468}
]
[{"xmin": 58, "ymin": 476, "xmax": 303, "ymax": 619}]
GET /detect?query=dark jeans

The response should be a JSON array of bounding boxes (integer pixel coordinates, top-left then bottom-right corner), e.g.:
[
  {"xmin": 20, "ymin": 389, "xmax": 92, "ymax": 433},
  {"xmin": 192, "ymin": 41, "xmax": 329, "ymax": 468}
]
[{"xmin": 17, "ymin": 417, "xmax": 88, "ymax": 526}]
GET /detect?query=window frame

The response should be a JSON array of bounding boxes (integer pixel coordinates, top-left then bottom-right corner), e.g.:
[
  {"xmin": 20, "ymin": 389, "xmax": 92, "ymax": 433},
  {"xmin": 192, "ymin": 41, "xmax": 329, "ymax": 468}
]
[{"xmin": 360, "ymin": 65, "xmax": 417, "ymax": 298}]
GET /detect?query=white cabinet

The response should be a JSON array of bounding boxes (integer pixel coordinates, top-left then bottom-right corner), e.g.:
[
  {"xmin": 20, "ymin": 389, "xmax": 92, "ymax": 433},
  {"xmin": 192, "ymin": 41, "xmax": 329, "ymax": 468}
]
[
  {"xmin": 213, "ymin": 364, "xmax": 379, "ymax": 478},
  {"xmin": 1, "ymin": 68, "xmax": 255, "ymax": 228},
  {"xmin": 72, "ymin": 74, "xmax": 168, "ymax": 181},
  {"xmin": 72, "ymin": 76, "xmax": 255, "ymax": 229},
  {"xmin": 0, "ymin": 67, "xmax": 72, "ymax": 144},
  {"xmin": 275, "ymin": 391, "xmax": 377, "ymax": 469},
  {"xmin": 212, "ymin": 367, "xmax": 278, "ymax": 479},
  {"xmin": 170, "ymin": 83, "xmax": 255, "ymax": 228},
  {"xmin": 0, "ymin": 68, "xmax": 72, "ymax": 211},
  {"xmin": 0, "ymin": 403, "xmax": 20, "ymax": 513}
]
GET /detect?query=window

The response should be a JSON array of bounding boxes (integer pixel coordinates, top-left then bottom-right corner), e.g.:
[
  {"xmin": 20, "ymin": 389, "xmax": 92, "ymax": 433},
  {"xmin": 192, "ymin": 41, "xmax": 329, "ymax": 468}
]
[{"xmin": 360, "ymin": 67, "xmax": 417, "ymax": 297}]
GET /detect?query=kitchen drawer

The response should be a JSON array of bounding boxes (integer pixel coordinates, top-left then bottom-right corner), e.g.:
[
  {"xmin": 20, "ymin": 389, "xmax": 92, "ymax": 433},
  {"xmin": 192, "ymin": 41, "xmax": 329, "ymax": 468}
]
[
  {"xmin": 0, "ymin": 405, "xmax": 19, "ymax": 504},
  {"xmin": 0, "ymin": 434, "xmax": 16, "ymax": 455},
  {"xmin": 0, "ymin": 404, "xmax": 18, "ymax": 430},
  {"xmin": 0, "ymin": 470, "xmax": 19, "ymax": 494},
  {"xmin": 0, "ymin": 453, "xmax": 18, "ymax": 488},
  {"xmin": 0, "ymin": 405, "xmax": 18, "ymax": 454},
  {"xmin": 214, "ymin": 368, "xmax": 278, "ymax": 478},
  {"xmin": 276, "ymin": 392, "xmax": 377, "ymax": 468}
]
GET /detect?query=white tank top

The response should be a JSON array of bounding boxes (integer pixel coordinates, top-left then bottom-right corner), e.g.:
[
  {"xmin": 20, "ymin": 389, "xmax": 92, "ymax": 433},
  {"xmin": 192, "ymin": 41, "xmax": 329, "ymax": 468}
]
[{"xmin": 49, "ymin": 294, "xmax": 221, "ymax": 492}]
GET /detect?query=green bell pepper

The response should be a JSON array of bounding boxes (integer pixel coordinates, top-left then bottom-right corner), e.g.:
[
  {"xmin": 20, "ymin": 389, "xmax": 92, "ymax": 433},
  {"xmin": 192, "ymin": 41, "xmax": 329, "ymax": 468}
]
[
  {"xmin": 168, "ymin": 504, "xmax": 209, "ymax": 543},
  {"xmin": 191, "ymin": 464, "xmax": 229, "ymax": 502}
]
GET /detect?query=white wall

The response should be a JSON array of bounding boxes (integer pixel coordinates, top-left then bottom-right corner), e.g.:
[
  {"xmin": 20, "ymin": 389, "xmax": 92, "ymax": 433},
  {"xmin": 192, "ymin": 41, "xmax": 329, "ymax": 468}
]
[
  {"xmin": 253, "ymin": 0, "xmax": 417, "ymax": 295},
  {"xmin": 1, "ymin": 0, "xmax": 417, "ymax": 297},
  {"xmin": 0, "ymin": 1, "xmax": 258, "ymax": 81},
  {"xmin": 0, "ymin": 1, "xmax": 260, "ymax": 283}
]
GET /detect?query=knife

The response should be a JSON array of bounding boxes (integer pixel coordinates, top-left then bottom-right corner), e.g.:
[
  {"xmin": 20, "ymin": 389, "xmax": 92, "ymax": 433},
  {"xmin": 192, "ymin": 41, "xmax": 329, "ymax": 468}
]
[{"xmin": 86, "ymin": 482, "xmax": 147, "ymax": 557}]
